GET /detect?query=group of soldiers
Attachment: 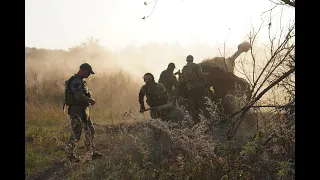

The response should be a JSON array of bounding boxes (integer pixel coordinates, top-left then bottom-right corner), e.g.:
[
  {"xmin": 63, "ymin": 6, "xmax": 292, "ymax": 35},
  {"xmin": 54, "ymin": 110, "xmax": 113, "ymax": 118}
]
[
  {"xmin": 63, "ymin": 55, "xmax": 210, "ymax": 162},
  {"xmin": 139, "ymin": 55, "xmax": 210, "ymax": 122}
]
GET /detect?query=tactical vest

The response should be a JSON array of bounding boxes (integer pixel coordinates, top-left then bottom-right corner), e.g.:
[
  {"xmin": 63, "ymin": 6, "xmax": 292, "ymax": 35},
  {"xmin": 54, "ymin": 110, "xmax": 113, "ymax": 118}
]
[
  {"xmin": 144, "ymin": 83, "xmax": 168, "ymax": 107},
  {"xmin": 64, "ymin": 75, "xmax": 91, "ymax": 107},
  {"xmin": 160, "ymin": 70, "xmax": 176, "ymax": 93},
  {"xmin": 182, "ymin": 63, "xmax": 206, "ymax": 90},
  {"xmin": 183, "ymin": 64, "xmax": 199, "ymax": 82}
]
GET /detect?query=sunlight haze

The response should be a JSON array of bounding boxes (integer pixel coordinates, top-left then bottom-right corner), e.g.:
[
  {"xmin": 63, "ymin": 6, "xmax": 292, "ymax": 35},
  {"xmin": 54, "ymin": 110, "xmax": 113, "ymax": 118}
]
[
  {"xmin": 25, "ymin": 0, "xmax": 294, "ymax": 51},
  {"xmin": 25, "ymin": 1, "xmax": 295, "ymax": 177},
  {"xmin": 25, "ymin": 0, "xmax": 295, "ymax": 105}
]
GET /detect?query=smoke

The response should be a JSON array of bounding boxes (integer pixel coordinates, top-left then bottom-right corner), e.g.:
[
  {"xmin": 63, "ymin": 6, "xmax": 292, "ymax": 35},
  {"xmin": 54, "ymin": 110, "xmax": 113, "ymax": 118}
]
[
  {"xmin": 25, "ymin": 39, "xmax": 290, "ymax": 111},
  {"xmin": 25, "ymin": 40, "xmax": 227, "ymax": 84},
  {"xmin": 112, "ymin": 41, "xmax": 229, "ymax": 81}
]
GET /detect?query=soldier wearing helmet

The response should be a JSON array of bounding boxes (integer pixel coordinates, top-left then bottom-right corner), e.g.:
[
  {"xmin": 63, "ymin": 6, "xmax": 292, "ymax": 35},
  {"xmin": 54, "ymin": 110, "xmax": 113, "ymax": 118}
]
[
  {"xmin": 158, "ymin": 62, "xmax": 179, "ymax": 103},
  {"xmin": 139, "ymin": 73, "xmax": 170, "ymax": 120},
  {"xmin": 180, "ymin": 55, "xmax": 209, "ymax": 122}
]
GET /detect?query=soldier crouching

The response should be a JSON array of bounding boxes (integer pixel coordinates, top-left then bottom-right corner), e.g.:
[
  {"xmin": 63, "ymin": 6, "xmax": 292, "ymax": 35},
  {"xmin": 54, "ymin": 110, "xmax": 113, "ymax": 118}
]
[{"xmin": 139, "ymin": 73, "xmax": 171, "ymax": 121}]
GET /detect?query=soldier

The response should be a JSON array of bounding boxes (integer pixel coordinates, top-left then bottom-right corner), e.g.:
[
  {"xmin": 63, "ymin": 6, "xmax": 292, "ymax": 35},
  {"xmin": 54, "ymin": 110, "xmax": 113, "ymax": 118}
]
[
  {"xmin": 63, "ymin": 63, "xmax": 104, "ymax": 162},
  {"xmin": 180, "ymin": 55, "xmax": 210, "ymax": 122},
  {"xmin": 139, "ymin": 73, "xmax": 170, "ymax": 121},
  {"xmin": 158, "ymin": 62, "xmax": 179, "ymax": 102}
]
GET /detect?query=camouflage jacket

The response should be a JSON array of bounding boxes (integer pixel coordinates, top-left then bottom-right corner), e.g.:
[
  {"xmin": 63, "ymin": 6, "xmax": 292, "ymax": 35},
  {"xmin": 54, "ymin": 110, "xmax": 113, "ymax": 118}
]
[
  {"xmin": 158, "ymin": 69, "xmax": 178, "ymax": 93},
  {"xmin": 139, "ymin": 82, "xmax": 168, "ymax": 107},
  {"xmin": 64, "ymin": 74, "xmax": 92, "ymax": 107},
  {"xmin": 181, "ymin": 62, "xmax": 207, "ymax": 90}
]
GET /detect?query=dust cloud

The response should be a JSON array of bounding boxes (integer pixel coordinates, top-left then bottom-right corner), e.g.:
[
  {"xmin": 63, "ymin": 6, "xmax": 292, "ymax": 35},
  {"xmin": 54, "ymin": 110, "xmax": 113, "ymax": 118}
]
[
  {"xmin": 25, "ymin": 40, "xmax": 233, "ymax": 85},
  {"xmin": 26, "ymin": 39, "xmax": 286, "ymax": 106}
]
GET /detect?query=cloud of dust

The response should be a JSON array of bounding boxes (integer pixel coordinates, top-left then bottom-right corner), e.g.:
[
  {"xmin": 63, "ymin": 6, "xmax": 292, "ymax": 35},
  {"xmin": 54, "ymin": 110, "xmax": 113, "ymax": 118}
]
[
  {"xmin": 26, "ymin": 40, "xmax": 242, "ymax": 84},
  {"xmin": 113, "ymin": 41, "xmax": 227, "ymax": 81},
  {"xmin": 25, "ymin": 40, "xmax": 290, "ymax": 107}
]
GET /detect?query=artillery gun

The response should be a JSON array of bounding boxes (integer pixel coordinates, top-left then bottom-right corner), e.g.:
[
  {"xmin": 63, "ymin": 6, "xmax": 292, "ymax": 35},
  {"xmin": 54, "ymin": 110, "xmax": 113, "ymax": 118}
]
[{"xmin": 176, "ymin": 42, "xmax": 252, "ymax": 115}]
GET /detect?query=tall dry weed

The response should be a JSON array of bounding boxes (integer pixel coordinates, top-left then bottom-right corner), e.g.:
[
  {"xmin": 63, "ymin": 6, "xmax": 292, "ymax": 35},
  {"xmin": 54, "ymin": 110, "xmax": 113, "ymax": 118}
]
[{"xmin": 25, "ymin": 40, "xmax": 294, "ymax": 179}]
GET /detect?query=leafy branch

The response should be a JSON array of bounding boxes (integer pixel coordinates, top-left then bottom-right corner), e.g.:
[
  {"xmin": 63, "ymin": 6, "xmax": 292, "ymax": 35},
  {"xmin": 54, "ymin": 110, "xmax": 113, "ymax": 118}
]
[{"xmin": 142, "ymin": 0, "xmax": 159, "ymax": 20}]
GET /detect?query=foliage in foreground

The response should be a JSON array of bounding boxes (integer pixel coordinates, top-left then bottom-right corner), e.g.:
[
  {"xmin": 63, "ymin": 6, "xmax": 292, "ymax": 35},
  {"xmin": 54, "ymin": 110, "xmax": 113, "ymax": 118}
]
[{"xmin": 26, "ymin": 98, "xmax": 295, "ymax": 179}]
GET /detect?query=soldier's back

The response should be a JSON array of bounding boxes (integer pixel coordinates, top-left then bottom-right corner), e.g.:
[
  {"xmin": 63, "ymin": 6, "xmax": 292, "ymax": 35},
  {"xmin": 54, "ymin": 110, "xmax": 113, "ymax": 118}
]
[{"xmin": 182, "ymin": 63, "xmax": 205, "ymax": 90}]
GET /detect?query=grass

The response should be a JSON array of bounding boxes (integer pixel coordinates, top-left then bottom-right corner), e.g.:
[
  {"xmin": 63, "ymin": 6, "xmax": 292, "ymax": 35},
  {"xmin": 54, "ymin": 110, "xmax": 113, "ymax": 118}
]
[
  {"xmin": 25, "ymin": 56, "xmax": 144, "ymax": 178},
  {"xmin": 25, "ymin": 119, "xmax": 67, "ymax": 179},
  {"xmin": 25, "ymin": 44, "xmax": 295, "ymax": 180}
]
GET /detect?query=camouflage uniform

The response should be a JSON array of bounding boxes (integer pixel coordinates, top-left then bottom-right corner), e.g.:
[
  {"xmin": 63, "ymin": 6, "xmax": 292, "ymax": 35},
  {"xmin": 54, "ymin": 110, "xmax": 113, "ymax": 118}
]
[
  {"xmin": 181, "ymin": 57, "xmax": 210, "ymax": 121},
  {"xmin": 158, "ymin": 69, "xmax": 178, "ymax": 103},
  {"xmin": 139, "ymin": 82, "xmax": 170, "ymax": 120},
  {"xmin": 64, "ymin": 74, "xmax": 96, "ymax": 157}
]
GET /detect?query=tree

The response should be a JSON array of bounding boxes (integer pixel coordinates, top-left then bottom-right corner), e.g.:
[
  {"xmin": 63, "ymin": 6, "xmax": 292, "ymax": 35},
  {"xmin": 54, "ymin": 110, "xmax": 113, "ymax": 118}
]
[{"xmin": 225, "ymin": 1, "xmax": 295, "ymax": 140}]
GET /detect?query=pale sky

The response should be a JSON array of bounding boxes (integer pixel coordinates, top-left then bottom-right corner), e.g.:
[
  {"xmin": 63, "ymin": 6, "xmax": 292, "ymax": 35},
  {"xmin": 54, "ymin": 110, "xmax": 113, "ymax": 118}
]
[{"xmin": 25, "ymin": 0, "xmax": 295, "ymax": 51}]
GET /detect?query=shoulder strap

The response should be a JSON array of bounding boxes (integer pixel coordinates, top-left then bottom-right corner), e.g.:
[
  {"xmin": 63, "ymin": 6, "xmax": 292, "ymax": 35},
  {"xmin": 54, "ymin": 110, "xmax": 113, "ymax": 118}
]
[
  {"xmin": 145, "ymin": 84, "xmax": 149, "ymax": 97},
  {"xmin": 63, "ymin": 75, "xmax": 78, "ymax": 110}
]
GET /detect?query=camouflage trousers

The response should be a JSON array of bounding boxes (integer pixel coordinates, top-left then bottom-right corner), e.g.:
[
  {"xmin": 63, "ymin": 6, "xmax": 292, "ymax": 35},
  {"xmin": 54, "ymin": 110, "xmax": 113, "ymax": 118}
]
[
  {"xmin": 66, "ymin": 106, "xmax": 95, "ymax": 156},
  {"xmin": 186, "ymin": 86, "xmax": 211, "ymax": 123}
]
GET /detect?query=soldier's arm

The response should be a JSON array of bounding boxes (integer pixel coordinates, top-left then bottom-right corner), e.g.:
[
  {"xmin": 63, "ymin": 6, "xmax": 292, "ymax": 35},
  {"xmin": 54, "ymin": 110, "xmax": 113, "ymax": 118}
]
[
  {"xmin": 157, "ymin": 83, "xmax": 168, "ymax": 96},
  {"xmin": 180, "ymin": 66, "xmax": 186, "ymax": 83},
  {"xmin": 196, "ymin": 65, "xmax": 206, "ymax": 82},
  {"xmin": 138, "ymin": 86, "xmax": 146, "ymax": 108},
  {"xmin": 172, "ymin": 76, "xmax": 178, "ymax": 88},
  {"xmin": 70, "ymin": 79, "xmax": 91, "ymax": 104},
  {"xmin": 158, "ymin": 71, "xmax": 165, "ymax": 84}
]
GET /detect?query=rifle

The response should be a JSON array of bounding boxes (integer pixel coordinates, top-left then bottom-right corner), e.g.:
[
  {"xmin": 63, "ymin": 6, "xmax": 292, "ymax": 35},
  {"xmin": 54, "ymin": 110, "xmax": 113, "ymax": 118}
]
[
  {"xmin": 141, "ymin": 102, "xmax": 174, "ymax": 112},
  {"xmin": 173, "ymin": 70, "xmax": 181, "ymax": 76}
]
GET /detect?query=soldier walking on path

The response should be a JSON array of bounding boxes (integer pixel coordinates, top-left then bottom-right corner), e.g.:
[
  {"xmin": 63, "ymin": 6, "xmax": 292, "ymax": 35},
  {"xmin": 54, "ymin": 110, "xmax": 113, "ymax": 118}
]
[{"xmin": 63, "ymin": 63, "xmax": 104, "ymax": 162}]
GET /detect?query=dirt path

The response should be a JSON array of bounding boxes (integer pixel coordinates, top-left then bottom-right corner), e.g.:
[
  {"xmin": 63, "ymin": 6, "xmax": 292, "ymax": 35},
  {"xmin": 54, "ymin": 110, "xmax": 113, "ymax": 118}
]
[
  {"xmin": 29, "ymin": 146, "xmax": 104, "ymax": 180},
  {"xmin": 29, "ymin": 161, "xmax": 72, "ymax": 180}
]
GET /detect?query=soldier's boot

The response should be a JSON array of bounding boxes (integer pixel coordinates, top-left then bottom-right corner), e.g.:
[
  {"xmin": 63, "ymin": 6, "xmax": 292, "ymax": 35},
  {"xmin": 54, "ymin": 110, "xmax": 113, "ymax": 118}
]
[
  {"xmin": 85, "ymin": 141, "xmax": 105, "ymax": 160},
  {"xmin": 66, "ymin": 142, "xmax": 80, "ymax": 162},
  {"xmin": 68, "ymin": 154, "xmax": 81, "ymax": 162}
]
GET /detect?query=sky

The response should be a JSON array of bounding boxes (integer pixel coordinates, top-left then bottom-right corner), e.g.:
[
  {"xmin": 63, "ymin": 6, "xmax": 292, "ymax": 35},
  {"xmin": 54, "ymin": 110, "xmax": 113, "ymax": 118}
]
[
  {"xmin": 25, "ymin": 0, "xmax": 295, "ymax": 106},
  {"xmin": 25, "ymin": 0, "xmax": 295, "ymax": 51}
]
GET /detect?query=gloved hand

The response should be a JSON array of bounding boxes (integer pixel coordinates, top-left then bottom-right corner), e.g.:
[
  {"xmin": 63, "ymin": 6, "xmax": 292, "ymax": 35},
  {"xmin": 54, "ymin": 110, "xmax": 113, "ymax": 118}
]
[{"xmin": 140, "ymin": 105, "xmax": 146, "ymax": 113}]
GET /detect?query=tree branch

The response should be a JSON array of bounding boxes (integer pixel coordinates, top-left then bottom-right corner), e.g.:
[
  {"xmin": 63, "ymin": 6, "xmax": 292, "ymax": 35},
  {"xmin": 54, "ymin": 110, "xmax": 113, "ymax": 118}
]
[
  {"xmin": 280, "ymin": 0, "xmax": 295, "ymax": 7},
  {"xmin": 226, "ymin": 66, "xmax": 295, "ymax": 140}
]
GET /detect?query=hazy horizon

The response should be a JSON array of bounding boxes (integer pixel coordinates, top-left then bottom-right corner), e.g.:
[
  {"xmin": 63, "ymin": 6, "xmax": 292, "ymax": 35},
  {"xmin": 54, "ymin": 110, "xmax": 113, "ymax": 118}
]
[
  {"xmin": 25, "ymin": 0, "xmax": 294, "ymax": 51},
  {"xmin": 26, "ymin": 0, "xmax": 294, "ymax": 106}
]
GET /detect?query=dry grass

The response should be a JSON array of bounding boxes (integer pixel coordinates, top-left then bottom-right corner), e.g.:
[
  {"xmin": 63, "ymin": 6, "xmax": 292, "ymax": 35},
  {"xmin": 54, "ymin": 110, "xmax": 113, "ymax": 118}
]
[
  {"xmin": 25, "ymin": 69, "xmax": 143, "ymax": 124},
  {"xmin": 25, "ymin": 43, "xmax": 294, "ymax": 180},
  {"xmin": 25, "ymin": 43, "xmax": 146, "ymax": 179}
]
